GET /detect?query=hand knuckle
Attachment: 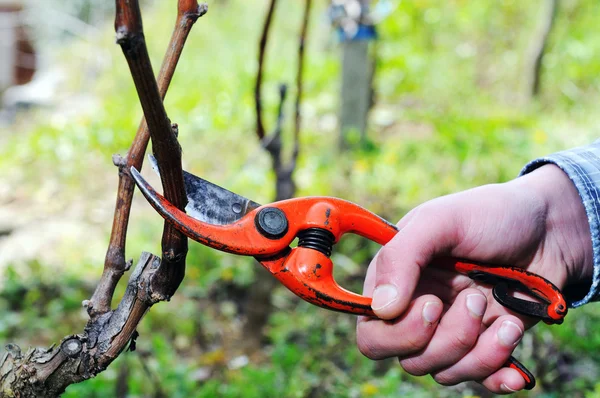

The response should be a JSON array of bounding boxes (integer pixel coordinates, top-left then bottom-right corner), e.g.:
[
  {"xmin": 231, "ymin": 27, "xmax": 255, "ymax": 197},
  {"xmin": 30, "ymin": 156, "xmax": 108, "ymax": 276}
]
[
  {"xmin": 377, "ymin": 246, "xmax": 396, "ymax": 267},
  {"xmin": 450, "ymin": 330, "xmax": 476, "ymax": 353},
  {"xmin": 400, "ymin": 358, "xmax": 430, "ymax": 377},
  {"xmin": 470, "ymin": 353, "xmax": 498, "ymax": 376},
  {"xmin": 402, "ymin": 332, "xmax": 428, "ymax": 354},
  {"xmin": 432, "ymin": 372, "xmax": 459, "ymax": 386},
  {"xmin": 356, "ymin": 335, "xmax": 384, "ymax": 360}
]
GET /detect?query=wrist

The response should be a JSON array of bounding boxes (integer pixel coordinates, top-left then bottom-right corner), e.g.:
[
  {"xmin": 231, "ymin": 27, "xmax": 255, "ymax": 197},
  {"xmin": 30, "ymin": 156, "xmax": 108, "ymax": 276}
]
[{"xmin": 518, "ymin": 165, "xmax": 593, "ymax": 287}]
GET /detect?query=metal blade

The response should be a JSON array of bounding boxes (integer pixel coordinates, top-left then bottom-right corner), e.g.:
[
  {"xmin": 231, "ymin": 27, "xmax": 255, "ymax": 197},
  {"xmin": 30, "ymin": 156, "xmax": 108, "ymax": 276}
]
[{"xmin": 148, "ymin": 155, "xmax": 261, "ymax": 225}]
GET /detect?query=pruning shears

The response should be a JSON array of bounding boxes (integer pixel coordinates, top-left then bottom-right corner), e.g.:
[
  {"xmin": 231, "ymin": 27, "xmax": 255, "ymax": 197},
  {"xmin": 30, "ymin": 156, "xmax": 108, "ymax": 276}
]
[{"xmin": 130, "ymin": 160, "xmax": 567, "ymax": 390}]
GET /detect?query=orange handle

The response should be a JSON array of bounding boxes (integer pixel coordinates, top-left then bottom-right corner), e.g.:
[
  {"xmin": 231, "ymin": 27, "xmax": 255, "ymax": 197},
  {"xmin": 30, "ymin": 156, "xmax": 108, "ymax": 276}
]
[
  {"xmin": 266, "ymin": 247, "xmax": 374, "ymax": 315},
  {"xmin": 437, "ymin": 258, "xmax": 567, "ymax": 324},
  {"xmin": 260, "ymin": 244, "xmax": 540, "ymax": 390},
  {"xmin": 132, "ymin": 170, "xmax": 554, "ymax": 390},
  {"xmin": 506, "ymin": 356, "xmax": 536, "ymax": 390}
]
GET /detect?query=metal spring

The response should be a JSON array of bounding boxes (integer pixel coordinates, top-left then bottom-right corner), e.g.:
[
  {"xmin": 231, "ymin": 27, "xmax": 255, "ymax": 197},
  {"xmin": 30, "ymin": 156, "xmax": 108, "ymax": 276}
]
[{"xmin": 297, "ymin": 228, "xmax": 335, "ymax": 257}]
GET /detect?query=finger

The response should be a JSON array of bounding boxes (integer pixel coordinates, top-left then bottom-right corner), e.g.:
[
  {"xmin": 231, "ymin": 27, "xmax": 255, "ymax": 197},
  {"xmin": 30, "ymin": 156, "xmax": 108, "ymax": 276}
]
[
  {"xmin": 362, "ymin": 250, "xmax": 381, "ymax": 297},
  {"xmin": 479, "ymin": 367, "xmax": 527, "ymax": 394},
  {"xmin": 372, "ymin": 205, "xmax": 462, "ymax": 320},
  {"xmin": 371, "ymin": 239, "xmax": 421, "ymax": 319},
  {"xmin": 357, "ymin": 295, "xmax": 443, "ymax": 360},
  {"xmin": 431, "ymin": 315, "xmax": 524, "ymax": 386},
  {"xmin": 395, "ymin": 205, "xmax": 421, "ymax": 229},
  {"xmin": 415, "ymin": 268, "xmax": 538, "ymax": 330},
  {"xmin": 399, "ymin": 289, "xmax": 487, "ymax": 376},
  {"xmin": 362, "ymin": 208, "xmax": 419, "ymax": 298},
  {"xmin": 413, "ymin": 267, "xmax": 476, "ymax": 304}
]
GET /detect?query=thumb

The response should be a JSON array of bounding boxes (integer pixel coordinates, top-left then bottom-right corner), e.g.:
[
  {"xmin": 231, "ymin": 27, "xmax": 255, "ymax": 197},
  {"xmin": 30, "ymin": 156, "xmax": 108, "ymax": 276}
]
[{"xmin": 371, "ymin": 202, "xmax": 462, "ymax": 320}]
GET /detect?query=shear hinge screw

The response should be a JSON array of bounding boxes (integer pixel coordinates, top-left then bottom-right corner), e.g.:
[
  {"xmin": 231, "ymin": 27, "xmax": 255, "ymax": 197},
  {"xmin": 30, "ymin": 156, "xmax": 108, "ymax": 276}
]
[{"xmin": 256, "ymin": 207, "xmax": 288, "ymax": 239}]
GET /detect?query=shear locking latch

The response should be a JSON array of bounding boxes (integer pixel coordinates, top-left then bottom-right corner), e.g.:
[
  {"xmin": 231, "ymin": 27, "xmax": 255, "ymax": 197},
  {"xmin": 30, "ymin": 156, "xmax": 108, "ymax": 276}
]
[
  {"xmin": 466, "ymin": 269, "xmax": 566, "ymax": 325},
  {"xmin": 493, "ymin": 282, "xmax": 564, "ymax": 325}
]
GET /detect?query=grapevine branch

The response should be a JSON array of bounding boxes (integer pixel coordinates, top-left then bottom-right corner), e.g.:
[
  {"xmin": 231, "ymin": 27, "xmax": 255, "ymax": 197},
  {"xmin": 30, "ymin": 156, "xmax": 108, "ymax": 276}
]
[
  {"xmin": 254, "ymin": 0, "xmax": 312, "ymax": 201},
  {"xmin": 115, "ymin": 0, "xmax": 189, "ymax": 300},
  {"xmin": 92, "ymin": 0, "xmax": 206, "ymax": 317},
  {"xmin": 0, "ymin": 2, "xmax": 206, "ymax": 396}
]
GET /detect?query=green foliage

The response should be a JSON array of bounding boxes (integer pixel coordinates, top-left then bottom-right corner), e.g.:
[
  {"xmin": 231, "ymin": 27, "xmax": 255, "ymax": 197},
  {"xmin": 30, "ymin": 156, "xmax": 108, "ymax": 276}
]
[
  {"xmin": 0, "ymin": 262, "xmax": 91, "ymax": 341},
  {"xmin": 2, "ymin": 0, "xmax": 600, "ymax": 396}
]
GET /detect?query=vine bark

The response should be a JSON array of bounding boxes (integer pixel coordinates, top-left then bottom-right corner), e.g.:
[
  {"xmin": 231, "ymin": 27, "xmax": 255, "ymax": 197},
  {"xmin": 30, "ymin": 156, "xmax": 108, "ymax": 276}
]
[{"xmin": 0, "ymin": 1, "xmax": 206, "ymax": 396}]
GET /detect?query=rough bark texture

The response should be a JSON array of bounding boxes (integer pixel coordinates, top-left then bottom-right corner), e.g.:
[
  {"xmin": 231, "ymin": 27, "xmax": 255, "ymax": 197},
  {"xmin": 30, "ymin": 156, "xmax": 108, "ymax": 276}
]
[
  {"xmin": 1, "ymin": 253, "xmax": 160, "ymax": 397},
  {"xmin": 93, "ymin": 0, "xmax": 207, "ymax": 317},
  {"xmin": 115, "ymin": 0, "xmax": 189, "ymax": 301},
  {"xmin": 0, "ymin": 2, "xmax": 207, "ymax": 396}
]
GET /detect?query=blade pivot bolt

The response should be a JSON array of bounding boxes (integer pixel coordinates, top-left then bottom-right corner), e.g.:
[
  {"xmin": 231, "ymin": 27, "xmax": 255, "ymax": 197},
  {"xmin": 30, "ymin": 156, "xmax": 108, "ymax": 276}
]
[{"xmin": 255, "ymin": 207, "xmax": 288, "ymax": 239}]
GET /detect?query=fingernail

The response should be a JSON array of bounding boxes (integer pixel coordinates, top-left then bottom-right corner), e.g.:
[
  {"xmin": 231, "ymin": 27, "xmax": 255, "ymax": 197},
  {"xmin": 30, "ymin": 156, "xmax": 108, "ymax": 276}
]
[
  {"xmin": 500, "ymin": 383, "xmax": 518, "ymax": 393},
  {"xmin": 422, "ymin": 301, "xmax": 442, "ymax": 323},
  {"xmin": 466, "ymin": 294, "xmax": 486, "ymax": 318},
  {"xmin": 498, "ymin": 321, "xmax": 523, "ymax": 347},
  {"xmin": 372, "ymin": 284, "xmax": 398, "ymax": 311}
]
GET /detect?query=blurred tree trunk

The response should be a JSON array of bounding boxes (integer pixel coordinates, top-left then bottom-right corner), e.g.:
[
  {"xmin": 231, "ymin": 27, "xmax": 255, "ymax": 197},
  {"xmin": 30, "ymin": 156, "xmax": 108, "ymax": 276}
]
[
  {"xmin": 243, "ymin": 262, "xmax": 281, "ymax": 351},
  {"xmin": 334, "ymin": 0, "xmax": 375, "ymax": 150},
  {"xmin": 244, "ymin": 0, "xmax": 310, "ymax": 353},
  {"xmin": 524, "ymin": 0, "xmax": 558, "ymax": 98},
  {"xmin": 115, "ymin": 359, "xmax": 130, "ymax": 398},
  {"xmin": 243, "ymin": 171, "xmax": 297, "ymax": 351},
  {"xmin": 339, "ymin": 39, "xmax": 374, "ymax": 150},
  {"xmin": 0, "ymin": 3, "xmax": 36, "ymax": 92}
]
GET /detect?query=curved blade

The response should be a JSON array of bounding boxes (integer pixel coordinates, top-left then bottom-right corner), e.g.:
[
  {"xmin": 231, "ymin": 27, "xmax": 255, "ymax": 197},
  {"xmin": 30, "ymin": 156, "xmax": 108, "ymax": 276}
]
[{"xmin": 144, "ymin": 156, "xmax": 261, "ymax": 225}]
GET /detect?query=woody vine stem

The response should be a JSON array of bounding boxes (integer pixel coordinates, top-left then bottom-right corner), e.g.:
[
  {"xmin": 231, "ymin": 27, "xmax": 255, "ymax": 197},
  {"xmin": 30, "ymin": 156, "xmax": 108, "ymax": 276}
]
[{"xmin": 0, "ymin": 1, "xmax": 206, "ymax": 396}]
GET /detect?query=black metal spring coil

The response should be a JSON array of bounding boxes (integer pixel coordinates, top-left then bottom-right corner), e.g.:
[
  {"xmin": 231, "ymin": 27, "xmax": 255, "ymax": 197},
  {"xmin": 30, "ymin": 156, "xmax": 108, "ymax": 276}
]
[{"xmin": 297, "ymin": 228, "xmax": 335, "ymax": 257}]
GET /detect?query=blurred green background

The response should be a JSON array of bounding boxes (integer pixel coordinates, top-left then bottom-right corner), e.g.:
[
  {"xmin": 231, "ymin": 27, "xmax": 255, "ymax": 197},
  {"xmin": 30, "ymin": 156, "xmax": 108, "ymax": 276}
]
[{"xmin": 1, "ymin": 0, "xmax": 600, "ymax": 397}]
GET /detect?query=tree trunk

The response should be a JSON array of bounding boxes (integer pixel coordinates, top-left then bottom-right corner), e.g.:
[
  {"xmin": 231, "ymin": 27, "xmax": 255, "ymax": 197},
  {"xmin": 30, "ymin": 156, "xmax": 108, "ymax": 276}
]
[
  {"xmin": 244, "ymin": 0, "xmax": 310, "ymax": 353},
  {"xmin": 525, "ymin": 0, "xmax": 558, "ymax": 98},
  {"xmin": 339, "ymin": 40, "xmax": 373, "ymax": 150}
]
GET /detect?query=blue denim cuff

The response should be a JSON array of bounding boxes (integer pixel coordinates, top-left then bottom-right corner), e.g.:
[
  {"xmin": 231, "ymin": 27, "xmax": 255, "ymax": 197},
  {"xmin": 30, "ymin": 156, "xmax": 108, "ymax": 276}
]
[{"xmin": 520, "ymin": 142, "xmax": 600, "ymax": 307}]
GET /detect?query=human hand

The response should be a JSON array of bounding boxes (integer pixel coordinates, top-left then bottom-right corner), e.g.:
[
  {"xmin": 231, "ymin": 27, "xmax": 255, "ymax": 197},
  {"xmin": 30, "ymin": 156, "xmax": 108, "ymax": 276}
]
[{"xmin": 356, "ymin": 165, "xmax": 593, "ymax": 393}]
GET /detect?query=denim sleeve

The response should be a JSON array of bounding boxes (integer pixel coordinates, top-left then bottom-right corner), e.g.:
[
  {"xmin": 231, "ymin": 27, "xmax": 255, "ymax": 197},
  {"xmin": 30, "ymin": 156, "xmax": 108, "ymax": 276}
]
[{"xmin": 519, "ymin": 142, "xmax": 600, "ymax": 307}]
